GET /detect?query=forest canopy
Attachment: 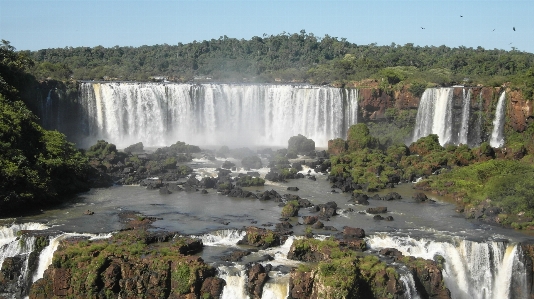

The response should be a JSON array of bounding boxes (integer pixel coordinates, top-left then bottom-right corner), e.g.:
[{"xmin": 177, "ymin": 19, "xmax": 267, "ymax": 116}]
[{"xmin": 20, "ymin": 32, "xmax": 534, "ymax": 93}]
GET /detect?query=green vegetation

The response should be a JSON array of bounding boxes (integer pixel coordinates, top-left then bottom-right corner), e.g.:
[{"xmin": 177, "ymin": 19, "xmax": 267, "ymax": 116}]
[
  {"xmin": 416, "ymin": 157, "xmax": 534, "ymax": 227},
  {"xmin": 235, "ymin": 175, "xmax": 265, "ymax": 187},
  {"xmin": 281, "ymin": 200, "xmax": 300, "ymax": 217},
  {"xmin": 288, "ymin": 134, "xmax": 315, "ymax": 154},
  {"xmin": 241, "ymin": 155, "xmax": 262, "ymax": 169},
  {"xmin": 14, "ymin": 33, "xmax": 533, "ymax": 96}
]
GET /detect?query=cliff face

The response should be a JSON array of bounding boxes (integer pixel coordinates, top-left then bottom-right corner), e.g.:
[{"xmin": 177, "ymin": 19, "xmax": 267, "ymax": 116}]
[{"xmin": 357, "ymin": 86, "xmax": 532, "ymax": 134}]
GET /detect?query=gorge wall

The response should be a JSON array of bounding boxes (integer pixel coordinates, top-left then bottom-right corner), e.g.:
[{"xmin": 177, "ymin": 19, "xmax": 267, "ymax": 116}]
[{"xmin": 31, "ymin": 82, "xmax": 533, "ymax": 149}]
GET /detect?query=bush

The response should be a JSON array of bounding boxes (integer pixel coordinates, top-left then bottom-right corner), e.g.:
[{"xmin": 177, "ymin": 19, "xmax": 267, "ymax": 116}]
[
  {"xmin": 288, "ymin": 134, "xmax": 315, "ymax": 154},
  {"xmin": 241, "ymin": 155, "xmax": 262, "ymax": 169}
]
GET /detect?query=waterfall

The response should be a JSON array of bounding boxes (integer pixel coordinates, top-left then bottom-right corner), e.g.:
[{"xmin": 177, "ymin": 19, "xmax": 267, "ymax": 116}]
[
  {"xmin": 195, "ymin": 229, "xmax": 247, "ymax": 246},
  {"xmin": 219, "ymin": 265, "xmax": 250, "ymax": 299},
  {"xmin": 77, "ymin": 83, "xmax": 359, "ymax": 148},
  {"xmin": 489, "ymin": 91, "xmax": 507, "ymax": 148},
  {"xmin": 412, "ymin": 88, "xmax": 454, "ymax": 145},
  {"xmin": 399, "ymin": 271, "xmax": 421, "ymax": 299},
  {"xmin": 458, "ymin": 88, "xmax": 471, "ymax": 145},
  {"xmin": 367, "ymin": 234, "xmax": 528, "ymax": 299}
]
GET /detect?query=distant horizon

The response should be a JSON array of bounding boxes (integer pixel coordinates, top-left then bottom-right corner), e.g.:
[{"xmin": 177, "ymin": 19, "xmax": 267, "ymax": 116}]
[
  {"xmin": 1, "ymin": 0, "xmax": 533, "ymax": 54},
  {"xmin": 10, "ymin": 31, "xmax": 534, "ymax": 55}
]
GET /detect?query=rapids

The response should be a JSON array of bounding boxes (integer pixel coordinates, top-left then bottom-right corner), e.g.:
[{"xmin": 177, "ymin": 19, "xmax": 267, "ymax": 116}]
[{"xmin": 2, "ymin": 156, "xmax": 533, "ymax": 298}]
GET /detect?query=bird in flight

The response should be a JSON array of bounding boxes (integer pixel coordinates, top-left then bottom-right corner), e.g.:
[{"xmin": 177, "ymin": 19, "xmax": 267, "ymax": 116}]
[
  {"xmin": 421, "ymin": 27, "xmax": 425, "ymax": 29},
  {"xmin": 493, "ymin": 29, "xmax": 495, "ymax": 31},
  {"xmin": 460, "ymin": 15, "xmax": 463, "ymax": 17},
  {"xmin": 513, "ymin": 27, "xmax": 516, "ymax": 31}
]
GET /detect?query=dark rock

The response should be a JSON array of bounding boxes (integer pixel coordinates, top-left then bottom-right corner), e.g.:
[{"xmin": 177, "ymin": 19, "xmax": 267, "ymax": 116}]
[
  {"xmin": 370, "ymin": 194, "xmax": 382, "ymax": 200},
  {"xmin": 366, "ymin": 206, "xmax": 387, "ymax": 214},
  {"xmin": 83, "ymin": 210, "xmax": 94, "ymax": 215},
  {"xmin": 287, "ymin": 187, "xmax": 299, "ymax": 191},
  {"xmin": 247, "ymin": 263, "xmax": 269, "ymax": 299},
  {"xmin": 343, "ymin": 226, "xmax": 366, "ymax": 238},
  {"xmin": 302, "ymin": 216, "xmax": 318, "ymax": 225},
  {"xmin": 385, "ymin": 216, "xmax": 394, "ymax": 221},
  {"xmin": 221, "ymin": 250, "xmax": 252, "ymax": 262},
  {"xmin": 201, "ymin": 277, "xmax": 226, "ymax": 299},
  {"xmin": 350, "ymin": 193, "xmax": 370, "ymax": 205},
  {"xmin": 312, "ymin": 221, "xmax": 324, "ymax": 229},
  {"xmin": 413, "ymin": 192, "xmax": 429, "ymax": 202},
  {"xmin": 383, "ymin": 192, "xmax": 402, "ymax": 201},
  {"xmin": 373, "ymin": 215, "xmax": 385, "ymax": 220}
]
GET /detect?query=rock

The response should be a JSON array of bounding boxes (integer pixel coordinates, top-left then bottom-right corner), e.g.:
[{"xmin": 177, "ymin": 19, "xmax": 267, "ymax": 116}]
[
  {"xmin": 247, "ymin": 263, "xmax": 269, "ymax": 299},
  {"xmin": 383, "ymin": 192, "xmax": 402, "ymax": 201},
  {"xmin": 370, "ymin": 194, "xmax": 382, "ymax": 200},
  {"xmin": 350, "ymin": 193, "xmax": 370, "ymax": 205},
  {"xmin": 83, "ymin": 210, "xmax": 94, "ymax": 215},
  {"xmin": 200, "ymin": 277, "xmax": 226, "ymax": 299},
  {"xmin": 238, "ymin": 227, "xmax": 281, "ymax": 249},
  {"xmin": 343, "ymin": 226, "xmax": 366, "ymax": 239},
  {"xmin": 385, "ymin": 216, "xmax": 394, "ymax": 221},
  {"xmin": 413, "ymin": 192, "xmax": 429, "ymax": 202},
  {"xmin": 373, "ymin": 215, "xmax": 385, "ymax": 220},
  {"xmin": 287, "ymin": 186, "xmax": 299, "ymax": 191},
  {"xmin": 289, "ymin": 269, "xmax": 315, "ymax": 299},
  {"xmin": 302, "ymin": 216, "xmax": 318, "ymax": 225},
  {"xmin": 318, "ymin": 201, "xmax": 338, "ymax": 219},
  {"xmin": 312, "ymin": 221, "xmax": 324, "ymax": 229},
  {"xmin": 366, "ymin": 206, "xmax": 387, "ymax": 214},
  {"xmin": 221, "ymin": 250, "xmax": 252, "ymax": 262}
]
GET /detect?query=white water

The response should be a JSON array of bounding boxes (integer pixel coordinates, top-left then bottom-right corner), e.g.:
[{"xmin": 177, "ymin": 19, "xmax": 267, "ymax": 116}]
[
  {"xmin": 458, "ymin": 88, "xmax": 471, "ymax": 145},
  {"xmin": 367, "ymin": 234, "xmax": 528, "ymax": 299},
  {"xmin": 412, "ymin": 88, "xmax": 454, "ymax": 145},
  {"xmin": 196, "ymin": 229, "xmax": 247, "ymax": 246},
  {"xmin": 489, "ymin": 91, "xmax": 507, "ymax": 148},
  {"xmin": 78, "ymin": 83, "xmax": 359, "ymax": 148},
  {"xmin": 399, "ymin": 271, "xmax": 421, "ymax": 299}
]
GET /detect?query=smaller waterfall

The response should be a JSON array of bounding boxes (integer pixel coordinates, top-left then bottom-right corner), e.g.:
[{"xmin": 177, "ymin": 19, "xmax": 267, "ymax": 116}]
[
  {"xmin": 219, "ymin": 265, "xmax": 250, "ymax": 299},
  {"xmin": 458, "ymin": 89, "xmax": 472, "ymax": 145},
  {"xmin": 399, "ymin": 271, "xmax": 421, "ymax": 299},
  {"xmin": 412, "ymin": 88, "xmax": 454, "ymax": 145},
  {"xmin": 195, "ymin": 229, "xmax": 247, "ymax": 246},
  {"xmin": 490, "ymin": 91, "xmax": 507, "ymax": 147},
  {"xmin": 261, "ymin": 274, "xmax": 290, "ymax": 299},
  {"xmin": 367, "ymin": 234, "xmax": 528, "ymax": 299}
]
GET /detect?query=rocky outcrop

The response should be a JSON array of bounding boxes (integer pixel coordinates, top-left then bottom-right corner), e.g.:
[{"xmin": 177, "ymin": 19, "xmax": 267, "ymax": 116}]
[
  {"xmin": 379, "ymin": 248, "xmax": 451, "ymax": 299},
  {"xmin": 28, "ymin": 228, "xmax": 218, "ymax": 299},
  {"xmin": 237, "ymin": 227, "xmax": 282, "ymax": 249}
]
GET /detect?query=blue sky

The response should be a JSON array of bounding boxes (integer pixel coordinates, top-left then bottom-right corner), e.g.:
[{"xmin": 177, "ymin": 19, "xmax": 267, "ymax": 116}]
[{"xmin": 1, "ymin": 0, "xmax": 533, "ymax": 53}]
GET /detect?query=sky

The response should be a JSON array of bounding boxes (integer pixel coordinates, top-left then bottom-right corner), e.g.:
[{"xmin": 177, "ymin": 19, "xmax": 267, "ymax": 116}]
[{"xmin": 1, "ymin": 0, "xmax": 533, "ymax": 53}]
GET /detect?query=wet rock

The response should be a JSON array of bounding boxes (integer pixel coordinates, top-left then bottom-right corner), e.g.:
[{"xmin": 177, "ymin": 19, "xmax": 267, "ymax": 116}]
[
  {"xmin": 247, "ymin": 263, "xmax": 269, "ymax": 299},
  {"xmin": 413, "ymin": 192, "xmax": 429, "ymax": 202},
  {"xmin": 200, "ymin": 277, "xmax": 226, "ymax": 299},
  {"xmin": 382, "ymin": 192, "xmax": 402, "ymax": 201},
  {"xmin": 385, "ymin": 216, "xmax": 394, "ymax": 221},
  {"xmin": 373, "ymin": 215, "xmax": 385, "ymax": 220},
  {"xmin": 312, "ymin": 221, "xmax": 324, "ymax": 229},
  {"xmin": 220, "ymin": 250, "xmax": 252, "ymax": 262},
  {"xmin": 366, "ymin": 206, "xmax": 387, "ymax": 214},
  {"xmin": 287, "ymin": 186, "xmax": 299, "ymax": 191},
  {"xmin": 302, "ymin": 216, "xmax": 318, "ymax": 225},
  {"xmin": 343, "ymin": 226, "xmax": 366, "ymax": 239},
  {"xmin": 350, "ymin": 193, "xmax": 370, "ymax": 205}
]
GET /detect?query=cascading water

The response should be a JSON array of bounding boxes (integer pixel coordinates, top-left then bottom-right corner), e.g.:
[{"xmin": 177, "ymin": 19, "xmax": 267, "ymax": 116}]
[
  {"xmin": 399, "ymin": 270, "xmax": 421, "ymax": 299},
  {"xmin": 367, "ymin": 234, "xmax": 528, "ymax": 299},
  {"xmin": 412, "ymin": 88, "xmax": 454, "ymax": 145},
  {"xmin": 458, "ymin": 88, "xmax": 472, "ymax": 145},
  {"xmin": 489, "ymin": 91, "xmax": 507, "ymax": 148},
  {"xmin": 77, "ymin": 82, "xmax": 359, "ymax": 148}
]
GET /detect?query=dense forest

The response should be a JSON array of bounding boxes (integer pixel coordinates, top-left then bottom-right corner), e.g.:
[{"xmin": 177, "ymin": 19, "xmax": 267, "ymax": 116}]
[{"xmin": 22, "ymin": 32, "xmax": 534, "ymax": 98}]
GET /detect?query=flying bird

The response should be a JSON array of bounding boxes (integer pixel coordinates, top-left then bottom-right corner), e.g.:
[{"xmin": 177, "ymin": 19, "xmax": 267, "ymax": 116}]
[
  {"xmin": 513, "ymin": 27, "xmax": 516, "ymax": 31},
  {"xmin": 460, "ymin": 15, "xmax": 463, "ymax": 17},
  {"xmin": 493, "ymin": 29, "xmax": 495, "ymax": 31},
  {"xmin": 421, "ymin": 27, "xmax": 425, "ymax": 29}
]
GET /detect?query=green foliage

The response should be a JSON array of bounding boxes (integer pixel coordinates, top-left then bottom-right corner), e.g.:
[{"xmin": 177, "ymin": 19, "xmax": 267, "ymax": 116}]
[
  {"xmin": 281, "ymin": 200, "xmax": 300, "ymax": 217},
  {"xmin": 418, "ymin": 158, "xmax": 534, "ymax": 218},
  {"xmin": 235, "ymin": 175, "xmax": 265, "ymax": 187},
  {"xmin": 173, "ymin": 263, "xmax": 191, "ymax": 294},
  {"xmin": 408, "ymin": 81, "xmax": 428, "ymax": 98},
  {"xmin": 347, "ymin": 123, "xmax": 378, "ymax": 150},
  {"xmin": 288, "ymin": 134, "xmax": 315, "ymax": 154},
  {"xmin": 0, "ymin": 95, "xmax": 90, "ymax": 213}
]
